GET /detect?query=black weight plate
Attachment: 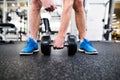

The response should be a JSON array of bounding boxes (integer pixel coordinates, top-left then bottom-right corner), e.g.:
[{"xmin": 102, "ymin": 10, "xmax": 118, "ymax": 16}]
[
  {"xmin": 41, "ymin": 36, "xmax": 51, "ymax": 55},
  {"xmin": 67, "ymin": 35, "xmax": 77, "ymax": 56}
]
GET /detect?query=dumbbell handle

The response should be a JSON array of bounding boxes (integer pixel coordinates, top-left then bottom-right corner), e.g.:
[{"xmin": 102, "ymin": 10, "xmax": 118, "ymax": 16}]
[
  {"xmin": 49, "ymin": 40, "xmax": 68, "ymax": 47},
  {"xmin": 49, "ymin": 41, "xmax": 68, "ymax": 49}
]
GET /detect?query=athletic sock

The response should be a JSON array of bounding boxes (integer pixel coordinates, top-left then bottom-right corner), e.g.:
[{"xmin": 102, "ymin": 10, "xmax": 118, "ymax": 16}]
[
  {"xmin": 30, "ymin": 37, "xmax": 37, "ymax": 43},
  {"xmin": 80, "ymin": 39, "xmax": 84, "ymax": 44},
  {"xmin": 33, "ymin": 39, "xmax": 37, "ymax": 43}
]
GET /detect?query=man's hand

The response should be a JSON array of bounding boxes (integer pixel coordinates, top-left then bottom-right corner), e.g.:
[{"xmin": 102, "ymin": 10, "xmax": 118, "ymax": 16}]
[
  {"xmin": 53, "ymin": 34, "xmax": 65, "ymax": 49},
  {"xmin": 42, "ymin": 0, "xmax": 57, "ymax": 12}
]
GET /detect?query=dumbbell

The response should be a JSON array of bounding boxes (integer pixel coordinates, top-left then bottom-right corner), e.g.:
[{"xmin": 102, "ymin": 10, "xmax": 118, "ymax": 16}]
[{"xmin": 40, "ymin": 35, "xmax": 77, "ymax": 56}]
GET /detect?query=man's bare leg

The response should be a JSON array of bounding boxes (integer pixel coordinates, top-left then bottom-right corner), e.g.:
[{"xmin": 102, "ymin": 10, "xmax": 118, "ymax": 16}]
[
  {"xmin": 53, "ymin": 0, "xmax": 73, "ymax": 48},
  {"xmin": 20, "ymin": 0, "xmax": 56, "ymax": 54},
  {"xmin": 73, "ymin": 0, "xmax": 98, "ymax": 54},
  {"xmin": 73, "ymin": 0, "xmax": 86, "ymax": 40},
  {"xmin": 30, "ymin": 0, "xmax": 56, "ymax": 40},
  {"xmin": 30, "ymin": 0, "xmax": 42, "ymax": 40}
]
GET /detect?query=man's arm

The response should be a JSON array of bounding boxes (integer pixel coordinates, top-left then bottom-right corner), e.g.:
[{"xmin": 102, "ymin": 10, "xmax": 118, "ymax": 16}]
[
  {"xmin": 53, "ymin": 0, "xmax": 73, "ymax": 48},
  {"xmin": 57, "ymin": 0, "xmax": 73, "ymax": 37}
]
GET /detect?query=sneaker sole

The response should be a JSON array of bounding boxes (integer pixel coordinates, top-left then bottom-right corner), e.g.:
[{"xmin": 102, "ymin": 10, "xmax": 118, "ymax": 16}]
[
  {"xmin": 78, "ymin": 48, "xmax": 85, "ymax": 52},
  {"xmin": 78, "ymin": 48, "xmax": 98, "ymax": 55},
  {"xmin": 33, "ymin": 49, "xmax": 39, "ymax": 53},
  {"xmin": 19, "ymin": 52, "xmax": 33, "ymax": 55},
  {"xmin": 19, "ymin": 49, "xmax": 39, "ymax": 55}
]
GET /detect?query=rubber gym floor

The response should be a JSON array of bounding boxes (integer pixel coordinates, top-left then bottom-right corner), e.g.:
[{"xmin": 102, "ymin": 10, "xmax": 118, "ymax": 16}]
[{"xmin": 0, "ymin": 41, "xmax": 120, "ymax": 80}]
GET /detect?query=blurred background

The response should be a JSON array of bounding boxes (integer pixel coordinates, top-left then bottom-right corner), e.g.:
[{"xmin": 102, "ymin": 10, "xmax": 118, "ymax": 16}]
[{"xmin": 0, "ymin": 0, "xmax": 119, "ymax": 42}]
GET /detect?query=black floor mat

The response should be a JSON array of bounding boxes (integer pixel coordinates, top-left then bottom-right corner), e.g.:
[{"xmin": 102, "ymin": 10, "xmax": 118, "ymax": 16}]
[{"xmin": 0, "ymin": 41, "xmax": 120, "ymax": 80}]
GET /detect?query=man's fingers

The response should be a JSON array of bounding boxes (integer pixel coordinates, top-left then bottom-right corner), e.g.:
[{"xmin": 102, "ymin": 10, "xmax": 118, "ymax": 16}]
[
  {"xmin": 53, "ymin": 41, "xmax": 64, "ymax": 49},
  {"xmin": 45, "ymin": 5, "xmax": 56, "ymax": 12}
]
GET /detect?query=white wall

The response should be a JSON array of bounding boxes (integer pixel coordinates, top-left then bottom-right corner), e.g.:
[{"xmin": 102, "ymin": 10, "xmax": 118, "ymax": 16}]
[
  {"xmin": 85, "ymin": 0, "xmax": 110, "ymax": 41},
  {"xmin": 86, "ymin": 4, "xmax": 105, "ymax": 40}
]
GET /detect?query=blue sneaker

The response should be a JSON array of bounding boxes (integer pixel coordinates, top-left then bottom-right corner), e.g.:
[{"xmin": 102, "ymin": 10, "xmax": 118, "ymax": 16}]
[
  {"xmin": 20, "ymin": 38, "xmax": 39, "ymax": 55},
  {"xmin": 79, "ymin": 38, "xmax": 98, "ymax": 54}
]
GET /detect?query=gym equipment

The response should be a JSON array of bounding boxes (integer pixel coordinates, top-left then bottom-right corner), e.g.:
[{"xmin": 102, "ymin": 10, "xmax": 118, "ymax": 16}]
[
  {"xmin": 16, "ymin": 9, "xmax": 27, "ymax": 41},
  {"xmin": 0, "ymin": 8, "xmax": 2, "ymax": 23},
  {"xmin": 39, "ymin": 18, "xmax": 58, "ymax": 35},
  {"xmin": 38, "ymin": 18, "xmax": 58, "ymax": 41},
  {"xmin": 41, "ymin": 35, "xmax": 77, "ymax": 56},
  {"xmin": 40, "ymin": 18, "xmax": 77, "ymax": 56},
  {"xmin": 6, "ymin": 12, "xmax": 12, "ymax": 22},
  {"xmin": 0, "ymin": 23, "xmax": 17, "ymax": 44},
  {"xmin": 103, "ymin": 24, "xmax": 113, "ymax": 40},
  {"xmin": 102, "ymin": 0, "xmax": 114, "ymax": 41}
]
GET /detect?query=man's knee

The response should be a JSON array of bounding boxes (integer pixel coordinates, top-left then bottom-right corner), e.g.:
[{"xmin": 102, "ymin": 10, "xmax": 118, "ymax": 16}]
[
  {"xmin": 73, "ymin": 0, "xmax": 84, "ymax": 12},
  {"xmin": 31, "ymin": 0, "xmax": 42, "ymax": 10}
]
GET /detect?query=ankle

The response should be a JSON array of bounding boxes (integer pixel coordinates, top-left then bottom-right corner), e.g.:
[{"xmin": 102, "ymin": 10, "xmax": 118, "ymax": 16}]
[
  {"xmin": 79, "ymin": 38, "xmax": 85, "ymax": 43},
  {"xmin": 29, "ymin": 37, "xmax": 37, "ymax": 43},
  {"xmin": 33, "ymin": 39, "xmax": 37, "ymax": 43}
]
